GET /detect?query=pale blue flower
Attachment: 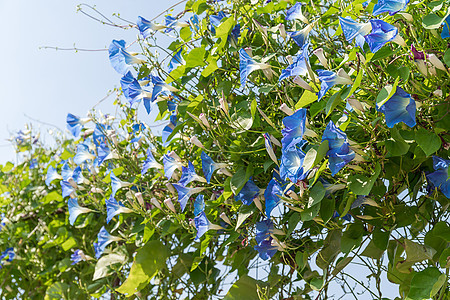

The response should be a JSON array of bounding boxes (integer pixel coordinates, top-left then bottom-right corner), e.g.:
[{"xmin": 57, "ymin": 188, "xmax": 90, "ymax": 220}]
[
  {"xmin": 427, "ymin": 156, "xmax": 450, "ymax": 198},
  {"xmin": 108, "ymin": 40, "xmax": 143, "ymax": 75},
  {"xmin": 338, "ymin": 17, "xmax": 371, "ymax": 49},
  {"xmin": 179, "ymin": 161, "xmax": 205, "ymax": 186},
  {"xmin": 45, "ymin": 165, "xmax": 62, "ymax": 186},
  {"xmin": 61, "ymin": 180, "xmax": 75, "ymax": 198},
  {"xmin": 164, "ymin": 15, "xmax": 189, "ymax": 33},
  {"xmin": 68, "ymin": 198, "xmax": 91, "ymax": 225},
  {"xmin": 364, "ymin": 19, "xmax": 399, "ymax": 53},
  {"xmin": 373, "ymin": 0, "xmax": 409, "ymax": 16},
  {"xmin": 280, "ymin": 142, "xmax": 308, "ymax": 183},
  {"xmin": 264, "ymin": 178, "xmax": 284, "ymax": 217},
  {"xmin": 285, "ymin": 2, "xmax": 307, "ymax": 23},
  {"xmin": 168, "ymin": 49, "xmax": 185, "ymax": 72},
  {"xmin": 142, "ymin": 149, "xmax": 163, "ymax": 175},
  {"xmin": 316, "ymin": 69, "xmax": 352, "ymax": 100},
  {"xmin": 255, "ymin": 219, "xmax": 274, "ymax": 244},
  {"xmin": 210, "ymin": 11, "xmax": 227, "ymax": 34},
  {"xmin": 71, "ymin": 249, "xmax": 85, "ymax": 265},
  {"xmin": 172, "ymin": 184, "xmax": 204, "ymax": 212},
  {"xmin": 163, "ymin": 153, "xmax": 183, "ymax": 179},
  {"xmin": 279, "ymin": 43, "xmax": 309, "ymax": 82},
  {"xmin": 194, "ymin": 194, "xmax": 204, "ymax": 216},
  {"xmin": 201, "ymin": 152, "xmax": 227, "ymax": 183},
  {"xmin": 0, "ymin": 248, "xmax": 15, "ymax": 266},
  {"xmin": 287, "ymin": 23, "xmax": 314, "ymax": 47},
  {"xmin": 376, "ymin": 87, "xmax": 416, "ymax": 128},
  {"xmin": 239, "ymin": 48, "xmax": 269, "ymax": 87},
  {"xmin": 110, "ymin": 173, "xmax": 130, "ymax": 197},
  {"xmin": 137, "ymin": 16, "xmax": 165, "ymax": 38},
  {"xmin": 120, "ymin": 71, "xmax": 151, "ymax": 110},
  {"xmin": 105, "ymin": 196, "xmax": 132, "ymax": 224},
  {"xmin": 66, "ymin": 113, "xmax": 89, "ymax": 137},
  {"xmin": 94, "ymin": 226, "xmax": 120, "ymax": 259},
  {"xmin": 150, "ymin": 74, "xmax": 177, "ymax": 102},
  {"xmin": 442, "ymin": 15, "xmax": 450, "ymax": 39},
  {"xmin": 74, "ymin": 144, "xmax": 95, "ymax": 165},
  {"xmin": 194, "ymin": 211, "xmax": 209, "ymax": 241}
]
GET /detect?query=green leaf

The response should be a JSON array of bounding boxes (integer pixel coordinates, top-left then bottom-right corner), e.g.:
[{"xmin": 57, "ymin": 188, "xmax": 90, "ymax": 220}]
[
  {"xmin": 386, "ymin": 127, "xmax": 410, "ymax": 156},
  {"xmin": 61, "ymin": 237, "xmax": 77, "ymax": 251},
  {"xmin": 295, "ymin": 90, "xmax": 318, "ymax": 109},
  {"xmin": 235, "ymin": 205, "xmax": 254, "ymax": 230},
  {"xmin": 185, "ymin": 47, "xmax": 206, "ymax": 68},
  {"xmin": 444, "ymin": 48, "xmax": 450, "ymax": 66},
  {"xmin": 341, "ymin": 224, "xmax": 364, "ymax": 254},
  {"xmin": 405, "ymin": 239, "xmax": 436, "ymax": 263},
  {"xmin": 316, "ymin": 230, "xmax": 342, "ymax": 270},
  {"xmin": 415, "ymin": 128, "xmax": 441, "ymax": 156},
  {"xmin": 373, "ymin": 229, "xmax": 390, "ymax": 251},
  {"xmin": 93, "ymin": 253, "xmax": 128, "ymax": 281},
  {"xmin": 422, "ymin": 12, "xmax": 448, "ymax": 29},
  {"xmin": 344, "ymin": 69, "xmax": 363, "ymax": 100},
  {"xmin": 215, "ymin": 17, "xmax": 235, "ymax": 50},
  {"xmin": 1, "ymin": 162, "xmax": 14, "ymax": 173},
  {"xmin": 230, "ymin": 164, "xmax": 253, "ymax": 195},
  {"xmin": 201, "ymin": 60, "xmax": 218, "ymax": 77},
  {"xmin": 348, "ymin": 163, "xmax": 381, "ymax": 195},
  {"xmin": 45, "ymin": 282, "xmax": 69, "ymax": 300},
  {"xmin": 116, "ymin": 240, "xmax": 169, "ymax": 295},
  {"xmin": 180, "ymin": 26, "xmax": 192, "ymax": 42},
  {"xmin": 223, "ymin": 275, "xmax": 262, "ymax": 300},
  {"xmin": 361, "ymin": 240, "xmax": 385, "ymax": 260},
  {"xmin": 407, "ymin": 268, "xmax": 442, "ymax": 300}
]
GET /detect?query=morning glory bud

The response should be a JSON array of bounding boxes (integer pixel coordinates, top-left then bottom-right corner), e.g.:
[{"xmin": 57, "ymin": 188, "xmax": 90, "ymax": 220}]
[
  {"xmin": 105, "ymin": 196, "xmax": 133, "ymax": 224},
  {"xmin": 428, "ymin": 54, "xmax": 447, "ymax": 71},
  {"xmin": 190, "ymin": 136, "xmax": 204, "ymax": 149},
  {"xmin": 142, "ymin": 149, "xmax": 163, "ymax": 175},
  {"xmin": 172, "ymin": 184, "xmax": 205, "ymax": 212},
  {"xmin": 264, "ymin": 133, "xmax": 279, "ymax": 165},
  {"xmin": 376, "ymin": 87, "xmax": 416, "ymax": 128},
  {"xmin": 164, "ymin": 198, "xmax": 177, "ymax": 213},
  {"xmin": 166, "ymin": 183, "xmax": 176, "ymax": 195},
  {"xmin": 150, "ymin": 197, "xmax": 162, "ymax": 210},
  {"xmin": 293, "ymin": 76, "xmax": 314, "ymax": 91},
  {"xmin": 427, "ymin": 156, "xmax": 450, "ymax": 198},
  {"xmin": 134, "ymin": 192, "xmax": 145, "ymax": 208},
  {"xmin": 372, "ymin": 0, "xmax": 409, "ymax": 16},
  {"xmin": 286, "ymin": 190, "xmax": 299, "ymax": 200},
  {"xmin": 68, "ymin": 198, "xmax": 92, "ymax": 225},
  {"xmin": 137, "ymin": 16, "xmax": 166, "ymax": 38},
  {"xmin": 201, "ymin": 152, "xmax": 228, "ymax": 183},
  {"xmin": 287, "ymin": 23, "xmax": 314, "ymax": 48},
  {"xmin": 279, "ymin": 103, "xmax": 294, "ymax": 116},
  {"xmin": 219, "ymin": 212, "xmax": 232, "ymax": 226},
  {"xmin": 285, "ymin": 2, "xmax": 308, "ymax": 24},
  {"xmin": 313, "ymin": 48, "xmax": 328, "ymax": 69},
  {"xmin": 93, "ymin": 226, "xmax": 121, "ymax": 259},
  {"xmin": 199, "ymin": 113, "xmax": 210, "ymax": 128},
  {"xmin": 45, "ymin": 166, "xmax": 62, "ymax": 186},
  {"xmin": 239, "ymin": 48, "xmax": 271, "ymax": 87}
]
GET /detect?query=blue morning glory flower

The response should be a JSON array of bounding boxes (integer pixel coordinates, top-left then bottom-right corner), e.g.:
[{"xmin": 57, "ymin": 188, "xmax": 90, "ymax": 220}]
[
  {"xmin": 137, "ymin": 16, "xmax": 165, "ymax": 38},
  {"xmin": 94, "ymin": 226, "xmax": 120, "ymax": 259},
  {"xmin": 316, "ymin": 69, "xmax": 353, "ymax": 100},
  {"xmin": 150, "ymin": 74, "xmax": 177, "ymax": 103},
  {"xmin": 172, "ymin": 184, "xmax": 204, "ymax": 212},
  {"xmin": 235, "ymin": 179, "xmax": 260, "ymax": 205},
  {"xmin": 93, "ymin": 124, "xmax": 108, "ymax": 147},
  {"xmin": 239, "ymin": 48, "xmax": 269, "ymax": 87},
  {"xmin": 255, "ymin": 219, "xmax": 274, "ymax": 244},
  {"xmin": 61, "ymin": 163, "xmax": 74, "ymax": 181},
  {"xmin": 189, "ymin": 14, "xmax": 200, "ymax": 32},
  {"xmin": 201, "ymin": 152, "xmax": 227, "ymax": 183},
  {"xmin": 66, "ymin": 113, "xmax": 90, "ymax": 137},
  {"xmin": 110, "ymin": 173, "xmax": 130, "ymax": 197},
  {"xmin": 338, "ymin": 17, "xmax": 372, "ymax": 49},
  {"xmin": 364, "ymin": 19, "xmax": 399, "ymax": 53},
  {"xmin": 179, "ymin": 161, "xmax": 205, "ymax": 186},
  {"xmin": 105, "ymin": 196, "xmax": 133, "ymax": 224},
  {"xmin": 96, "ymin": 144, "xmax": 114, "ymax": 166},
  {"xmin": 194, "ymin": 194, "xmax": 205, "ymax": 216},
  {"xmin": 164, "ymin": 15, "xmax": 189, "ymax": 33},
  {"xmin": 280, "ymin": 142, "xmax": 308, "ymax": 183},
  {"xmin": 332, "ymin": 211, "xmax": 352, "ymax": 221},
  {"xmin": 61, "ymin": 180, "xmax": 75, "ymax": 198},
  {"xmin": 194, "ymin": 211, "xmax": 209, "ymax": 241},
  {"xmin": 442, "ymin": 15, "xmax": 450, "ymax": 39},
  {"xmin": 168, "ymin": 49, "xmax": 186, "ymax": 73},
  {"xmin": 287, "ymin": 23, "xmax": 314, "ymax": 48},
  {"xmin": 322, "ymin": 121, "xmax": 355, "ymax": 176},
  {"xmin": 29, "ymin": 159, "xmax": 38, "ymax": 169},
  {"xmin": 71, "ymin": 249, "xmax": 85, "ymax": 265},
  {"xmin": 162, "ymin": 114, "xmax": 177, "ymax": 146},
  {"xmin": 254, "ymin": 238, "xmax": 278, "ymax": 260},
  {"xmin": 279, "ymin": 43, "xmax": 309, "ymax": 82},
  {"xmin": 68, "ymin": 198, "xmax": 92, "ymax": 225},
  {"xmin": 376, "ymin": 87, "xmax": 416, "ymax": 128},
  {"xmin": 264, "ymin": 178, "xmax": 284, "ymax": 217},
  {"xmin": 74, "ymin": 144, "xmax": 96, "ymax": 165},
  {"xmin": 163, "ymin": 153, "xmax": 183, "ymax": 179},
  {"xmin": 285, "ymin": 2, "xmax": 308, "ymax": 23},
  {"xmin": 120, "ymin": 71, "xmax": 152, "ymax": 110},
  {"xmin": 0, "ymin": 247, "xmax": 15, "ymax": 266},
  {"xmin": 45, "ymin": 165, "xmax": 62, "ymax": 186},
  {"xmin": 281, "ymin": 108, "xmax": 307, "ymax": 150},
  {"xmin": 108, "ymin": 40, "xmax": 144, "ymax": 75},
  {"xmin": 373, "ymin": 0, "xmax": 409, "ymax": 16},
  {"xmin": 142, "ymin": 149, "xmax": 163, "ymax": 175},
  {"xmin": 427, "ymin": 156, "xmax": 450, "ymax": 198}
]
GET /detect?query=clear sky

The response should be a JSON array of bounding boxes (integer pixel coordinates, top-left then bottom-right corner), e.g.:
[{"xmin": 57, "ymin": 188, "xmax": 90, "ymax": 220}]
[{"xmin": 0, "ymin": 0, "xmax": 180, "ymax": 163}]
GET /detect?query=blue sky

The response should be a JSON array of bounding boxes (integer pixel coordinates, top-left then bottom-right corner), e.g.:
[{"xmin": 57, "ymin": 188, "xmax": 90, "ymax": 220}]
[{"xmin": 0, "ymin": 0, "xmax": 179, "ymax": 163}]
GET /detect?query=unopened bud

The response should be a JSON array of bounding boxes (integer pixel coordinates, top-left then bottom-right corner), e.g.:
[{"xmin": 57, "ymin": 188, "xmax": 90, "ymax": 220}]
[
  {"xmin": 428, "ymin": 54, "xmax": 447, "ymax": 71},
  {"xmin": 287, "ymin": 190, "xmax": 299, "ymax": 200},
  {"xmin": 254, "ymin": 196, "xmax": 263, "ymax": 213},
  {"xmin": 168, "ymin": 151, "xmax": 181, "ymax": 162},
  {"xmin": 313, "ymin": 48, "xmax": 328, "ymax": 68},
  {"xmin": 134, "ymin": 192, "xmax": 145, "ymax": 208},
  {"xmin": 150, "ymin": 197, "xmax": 162, "ymax": 210},
  {"xmin": 293, "ymin": 76, "xmax": 314, "ymax": 91},
  {"xmin": 166, "ymin": 183, "xmax": 176, "ymax": 195},
  {"xmin": 190, "ymin": 136, "xmax": 204, "ymax": 148},
  {"xmin": 433, "ymin": 89, "xmax": 443, "ymax": 97},
  {"xmin": 199, "ymin": 113, "xmax": 210, "ymax": 128},
  {"xmin": 219, "ymin": 97, "xmax": 229, "ymax": 115},
  {"xmin": 279, "ymin": 103, "xmax": 294, "ymax": 116},
  {"xmin": 164, "ymin": 198, "xmax": 176, "ymax": 213},
  {"xmin": 219, "ymin": 212, "xmax": 232, "ymax": 225}
]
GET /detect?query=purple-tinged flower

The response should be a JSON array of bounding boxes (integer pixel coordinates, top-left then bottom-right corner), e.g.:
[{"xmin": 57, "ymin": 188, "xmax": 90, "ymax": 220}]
[
  {"xmin": 235, "ymin": 179, "xmax": 260, "ymax": 205},
  {"xmin": 338, "ymin": 17, "xmax": 371, "ymax": 49},
  {"xmin": 108, "ymin": 40, "xmax": 144, "ymax": 75},
  {"xmin": 427, "ymin": 156, "xmax": 450, "ymax": 198},
  {"xmin": 93, "ymin": 226, "xmax": 121, "ymax": 259},
  {"xmin": 264, "ymin": 178, "xmax": 284, "ymax": 217},
  {"xmin": 163, "ymin": 153, "xmax": 183, "ymax": 179},
  {"xmin": 239, "ymin": 48, "xmax": 270, "ymax": 87},
  {"xmin": 201, "ymin": 152, "xmax": 228, "ymax": 183},
  {"xmin": 142, "ymin": 149, "xmax": 163, "ymax": 175},
  {"xmin": 179, "ymin": 161, "xmax": 206, "ymax": 186},
  {"xmin": 376, "ymin": 87, "xmax": 416, "ymax": 128},
  {"xmin": 316, "ymin": 69, "xmax": 352, "ymax": 100},
  {"xmin": 194, "ymin": 194, "xmax": 205, "ymax": 216},
  {"xmin": 105, "ymin": 196, "xmax": 133, "ymax": 224},
  {"xmin": 364, "ymin": 19, "xmax": 405, "ymax": 53},
  {"xmin": 321, "ymin": 121, "xmax": 355, "ymax": 176},
  {"xmin": 373, "ymin": 0, "xmax": 409, "ymax": 16},
  {"xmin": 287, "ymin": 23, "xmax": 314, "ymax": 48},
  {"xmin": 194, "ymin": 211, "xmax": 209, "ymax": 241},
  {"xmin": 45, "ymin": 165, "xmax": 62, "ymax": 186},
  {"xmin": 71, "ymin": 249, "xmax": 86, "ymax": 265},
  {"xmin": 172, "ymin": 184, "xmax": 204, "ymax": 212},
  {"xmin": 66, "ymin": 113, "xmax": 90, "ymax": 137},
  {"xmin": 61, "ymin": 180, "xmax": 75, "ymax": 198},
  {"xmin": 254, "ymin": 238, "xmax": 278, "ymax": 260},
  {"xmin": 279, "ymin": 43, "xmax": 309, "ymax": 82},
  {"xmin": 74, "ymin": 144, "xmax": 96, "ymax": 165},
  {"xmin": 68, "ymin": 198, "xmax": 92, "ymax": 225},
  {"xmin": 280, "ymin": 142, "xmax": 308, "ymax": 183},
  {"xmin": 281, "ymin": 108, "xmax": 307, "ymax": 150},
  {"xmin": 164, "ymin": 15, "xmax": 189, "ymax": 33},
  {"xmin": 442, "ymin": 15, "xmax": 450, "ymax": 39},
  {"xmin": 137, "ymin": 16, "xmax": 166, "ymax": 38},
  {"xmin": 285, "ymin": 2, "xmax": 308, "ymax": 23},
  {"xmin": 168, "ymin": 49, "xmax": 186, "ymax": 72}
]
